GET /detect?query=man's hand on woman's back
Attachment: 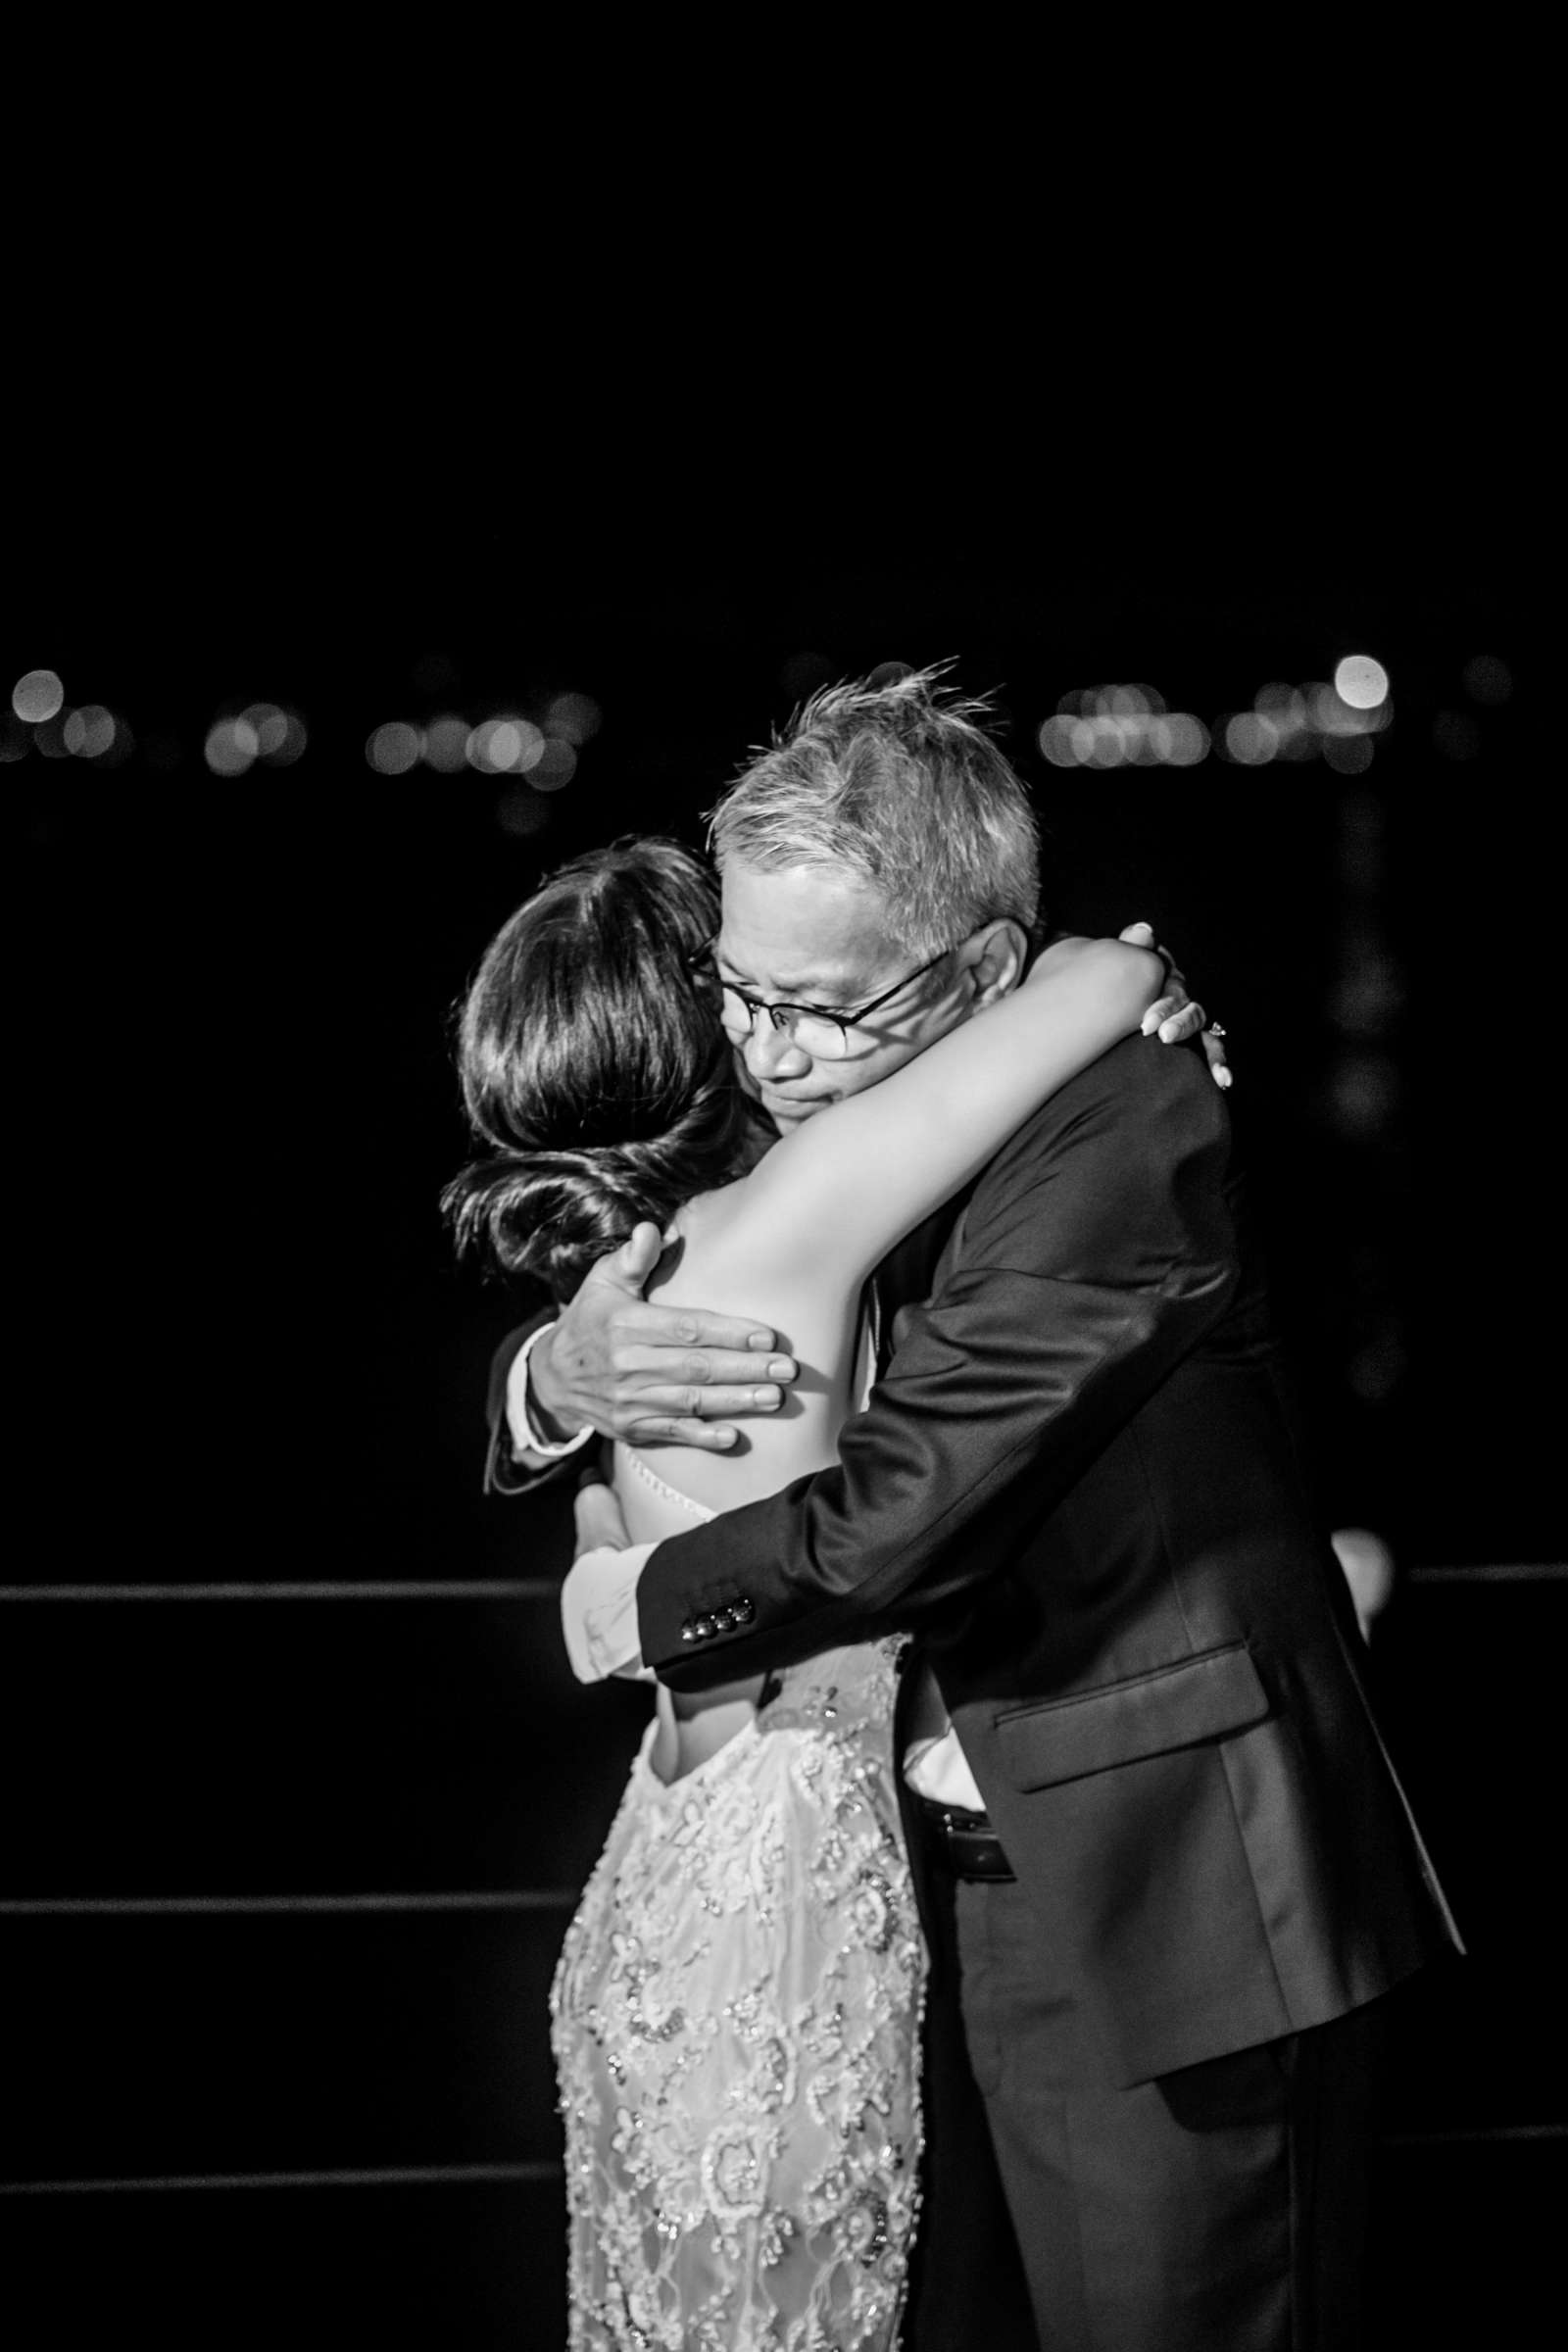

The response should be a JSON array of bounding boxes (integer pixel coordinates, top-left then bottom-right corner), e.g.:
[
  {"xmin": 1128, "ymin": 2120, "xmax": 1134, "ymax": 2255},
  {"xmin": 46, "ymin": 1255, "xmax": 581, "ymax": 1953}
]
[{"xmin": 512, "ymin": 1222, "xmax": 801, "ymax": 1454}]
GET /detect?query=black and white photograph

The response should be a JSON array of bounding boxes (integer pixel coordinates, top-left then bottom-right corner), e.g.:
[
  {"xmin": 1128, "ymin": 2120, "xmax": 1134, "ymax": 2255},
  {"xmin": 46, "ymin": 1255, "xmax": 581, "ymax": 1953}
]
[{"xmin": 4, "ymin": 394, "xmax": 1555, "ymax": 2350}]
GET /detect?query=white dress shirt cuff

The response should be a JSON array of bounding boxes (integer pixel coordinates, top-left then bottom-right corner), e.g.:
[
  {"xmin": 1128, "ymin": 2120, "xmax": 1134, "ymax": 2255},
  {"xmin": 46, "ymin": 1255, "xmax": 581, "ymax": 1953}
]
[
  {"xmin": 561, "ymin": 1541, "xmax": 657, "ymax": 1683},
  {"xmin": 902, "ymin": 1727, "xmax": 988, "ymax": 1812},
  {"xmin": 513, "ymin": 1321, "xmax": 596, "ymax": 1459}
]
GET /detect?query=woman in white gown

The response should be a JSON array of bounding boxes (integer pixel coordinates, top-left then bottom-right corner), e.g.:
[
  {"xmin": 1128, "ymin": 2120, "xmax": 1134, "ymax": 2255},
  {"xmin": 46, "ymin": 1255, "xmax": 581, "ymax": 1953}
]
[{"xmin": 447, "ymin": 838, "xmax": 1176, "ymax": 2350}]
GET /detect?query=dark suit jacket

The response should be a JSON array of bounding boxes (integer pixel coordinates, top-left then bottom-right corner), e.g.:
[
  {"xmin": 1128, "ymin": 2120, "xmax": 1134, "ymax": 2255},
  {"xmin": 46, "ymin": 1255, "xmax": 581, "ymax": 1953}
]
[{"xmin": 631, "ymin": 1034, "xmax": 1461, "ymax": 2087}]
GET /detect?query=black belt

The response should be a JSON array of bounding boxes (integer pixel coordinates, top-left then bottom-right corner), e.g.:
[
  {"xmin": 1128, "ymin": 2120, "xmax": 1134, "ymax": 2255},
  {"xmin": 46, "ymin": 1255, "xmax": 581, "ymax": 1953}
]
[{"xmin": 917, "ymin": 1797, "xmax": 1015, "ymax": 1882}]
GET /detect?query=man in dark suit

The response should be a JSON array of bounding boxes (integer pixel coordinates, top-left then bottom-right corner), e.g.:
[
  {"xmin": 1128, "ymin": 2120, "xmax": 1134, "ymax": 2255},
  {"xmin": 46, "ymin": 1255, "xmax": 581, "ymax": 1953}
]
[{"xmin": 496, "ymin": 668, "xmax": 1459, "ymax": 2348}]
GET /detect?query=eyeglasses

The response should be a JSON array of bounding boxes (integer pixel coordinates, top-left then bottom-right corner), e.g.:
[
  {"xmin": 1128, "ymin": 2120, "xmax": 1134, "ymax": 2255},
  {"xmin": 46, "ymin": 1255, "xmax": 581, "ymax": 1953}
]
[{"xmin": 691, "ymin": 938, "xmax": 957, "ymax": 1062}]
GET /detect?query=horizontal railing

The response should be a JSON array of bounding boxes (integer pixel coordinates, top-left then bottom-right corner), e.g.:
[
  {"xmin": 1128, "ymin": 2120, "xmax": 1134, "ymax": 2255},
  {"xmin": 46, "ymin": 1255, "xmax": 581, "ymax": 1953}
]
[
  {"xmin": 1, "ymin": 1563, "xmax": 1560, "ymax": 1604},
  {"xmin": 3, "ymin": 1559, "xmax": 1560, "ymax": 2204}
]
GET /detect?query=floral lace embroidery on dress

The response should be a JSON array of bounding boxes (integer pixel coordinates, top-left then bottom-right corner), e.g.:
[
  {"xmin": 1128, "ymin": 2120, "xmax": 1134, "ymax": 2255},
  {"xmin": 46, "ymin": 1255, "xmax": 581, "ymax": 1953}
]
[{"xmin": 551, "ymin": 1460, "xmax": 924, "ymax": 2350}]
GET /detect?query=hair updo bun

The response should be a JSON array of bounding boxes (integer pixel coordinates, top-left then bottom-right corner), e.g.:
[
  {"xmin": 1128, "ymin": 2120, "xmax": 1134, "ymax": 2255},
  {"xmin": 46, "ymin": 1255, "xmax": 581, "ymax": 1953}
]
[{"xmin": 443, "ymin": 839, "xmax": 757, "ymax": 1300}]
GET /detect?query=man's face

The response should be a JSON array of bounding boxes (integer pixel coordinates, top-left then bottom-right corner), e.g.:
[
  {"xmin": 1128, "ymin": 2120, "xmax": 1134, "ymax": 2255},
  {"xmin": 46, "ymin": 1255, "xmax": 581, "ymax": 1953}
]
[{"xmin": 714, "ymin": 860, "xmax": 974, "ymax": 1132}]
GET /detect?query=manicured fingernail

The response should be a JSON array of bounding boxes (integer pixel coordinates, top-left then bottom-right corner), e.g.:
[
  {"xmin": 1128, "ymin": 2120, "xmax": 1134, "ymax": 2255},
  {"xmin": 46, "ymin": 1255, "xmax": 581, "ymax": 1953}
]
[
  {"xmin": 754, "ymin": 1389, "xmax": 781, "ymax": 1410},
  {"xmin": 1216, "ymin": 1067, "xmax": 1233, "ymax": 1088},
  {"xmin": 747, "ymin": 1332, "xmax": 774, "ymax": 1349},
  {"xmin": 1141, "ymin": 1011, "xmax": 1158, "ymax": 1035},
  {"xmin": 713, "ymin": 1428, "xmax": 738, "ymax": 1446},
  {"xmin": 767, "ymin": 1358, "xmax": 794, "ymax": 1381}
]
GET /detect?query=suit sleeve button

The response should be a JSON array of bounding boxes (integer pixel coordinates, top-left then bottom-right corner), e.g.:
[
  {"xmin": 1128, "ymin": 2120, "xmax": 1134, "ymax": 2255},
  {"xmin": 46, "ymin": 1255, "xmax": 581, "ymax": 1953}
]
[
  {"xmin": 693, "ymin": 1614, "xmax": 717, "ymax": 1640},
  {"xmin": 732, "ymin": 1596, "xmax": 756, "ymax": 1625},
  {"xmin": 680, "ymin": 1620, "xmax": 699, "ymax": 1642}
]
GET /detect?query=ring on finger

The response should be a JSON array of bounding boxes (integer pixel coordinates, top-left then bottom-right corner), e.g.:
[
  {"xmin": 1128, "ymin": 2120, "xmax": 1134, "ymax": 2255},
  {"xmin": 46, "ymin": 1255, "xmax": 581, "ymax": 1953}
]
[{"xmin": 1207, "ymin": 1021, "xmax": 1227, "ymax": 1038}]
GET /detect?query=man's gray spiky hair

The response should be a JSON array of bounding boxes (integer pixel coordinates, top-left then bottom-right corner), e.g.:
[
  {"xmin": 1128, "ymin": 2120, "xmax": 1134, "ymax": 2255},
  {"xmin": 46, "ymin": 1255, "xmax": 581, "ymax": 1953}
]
[{"xmin": 707, "ymin": 660, "xmax": 1042, "ymax": 958}]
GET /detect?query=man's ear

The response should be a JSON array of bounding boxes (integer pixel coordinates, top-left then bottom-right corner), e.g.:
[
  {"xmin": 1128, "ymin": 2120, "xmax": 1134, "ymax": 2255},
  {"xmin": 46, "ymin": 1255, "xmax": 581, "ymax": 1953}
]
[{"xmin": 960, "ymin": 918, "xmax": 1030, "ymax": 1007}]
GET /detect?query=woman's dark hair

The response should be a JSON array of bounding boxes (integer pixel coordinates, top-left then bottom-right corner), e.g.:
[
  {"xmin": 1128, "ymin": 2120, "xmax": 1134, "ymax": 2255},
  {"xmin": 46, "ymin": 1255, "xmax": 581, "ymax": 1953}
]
[{"xmin": 443, "ymin": 838, "xmax": 758, "ymax": 1300}]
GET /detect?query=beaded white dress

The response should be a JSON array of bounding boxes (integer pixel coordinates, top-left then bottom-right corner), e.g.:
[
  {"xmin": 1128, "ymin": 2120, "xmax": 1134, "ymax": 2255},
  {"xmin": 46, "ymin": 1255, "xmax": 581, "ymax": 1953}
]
[{"xmin": 550, "ymin": 1443, "xmax": 925, "ymax": 2351}]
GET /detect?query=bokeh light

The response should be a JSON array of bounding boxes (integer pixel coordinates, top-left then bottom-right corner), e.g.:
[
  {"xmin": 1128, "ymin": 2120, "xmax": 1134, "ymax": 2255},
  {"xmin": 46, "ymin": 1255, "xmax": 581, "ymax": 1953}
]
[
  {"xmin": 1037, "ymin": 715, "xmax": 1079, "ymax": 765},
  {"xmin": 1222, "ymin": 712, "xmax": 1278, "ymax": 765},
  {"xmin": 1326, "ymin": 1049, "xmax": 1400, "ymax": 1140},
  {"xmin": 13, "ymin": 669, "xmax": 65, "ymax": 723},
  {"xmin": 1307, "ymin": 683, "xmax": 1358, "ymax": 737},
  {"xmin": 1322, "ymin": 733, "xmax": 1374, "ymax": 775},
  {"xmin": 63, "ymin": 706, "xmax": 118, "ymax": 759},
  {"xmin": 367, "ymin": 721, "xmax": 422, "ymax": 776},
  {"xmin": 240, "ymin": 704, "xmax": 290, "ymax": 759},
  {"xmin": 1151, "ymin": 713, "xmax": 1209, "ymax": 765},
  {"xmin": 422, "ymin": 715, "xmax": 469, "ymax": 772},
  {"xmin": 205, "ymin": 717, "xmax": 261, "ymax": 776},
  {"xmin": 466, "ymin": 716, "xmax": 546, "ymax": 775},
  {"xmin": 1462, "ymin": 654, "xmax": 1512, "ymax": 706},
  {"xmin": 1333, "ymin": 655, "xmax": 1391, "ymax": 710},
  {"xmin": 269, "ymin": 710, "xmax": 308, "ymax": 765},
  {"xmin": 531, "ymin": 737, "xmax": 578, "ymax": 791},
  {"xmin": 545, "ymin": 692, "xmax": 602, "ymax": 745},
  {"xmin": 1039, "ymin": 697, "xmax": 1207, "ymax": 768}
]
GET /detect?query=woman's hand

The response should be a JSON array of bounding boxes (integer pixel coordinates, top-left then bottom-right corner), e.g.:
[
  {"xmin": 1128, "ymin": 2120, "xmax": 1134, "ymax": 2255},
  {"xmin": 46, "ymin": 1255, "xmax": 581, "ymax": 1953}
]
[{"xmin": 1118, "ymin": 921, "xmax": 1232, "ymax": 1090}]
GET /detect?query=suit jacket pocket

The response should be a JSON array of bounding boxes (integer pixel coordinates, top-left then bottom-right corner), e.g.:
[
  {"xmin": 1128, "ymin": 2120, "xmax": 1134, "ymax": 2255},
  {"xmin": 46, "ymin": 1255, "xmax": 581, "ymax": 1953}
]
[{"xmin": 996, "ymin": 1642, "xmax": 1271, "ymax": 1791}]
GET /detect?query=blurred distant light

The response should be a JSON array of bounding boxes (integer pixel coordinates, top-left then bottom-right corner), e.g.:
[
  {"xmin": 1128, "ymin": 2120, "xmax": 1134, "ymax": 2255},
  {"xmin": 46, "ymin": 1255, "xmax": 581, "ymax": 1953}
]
[
  {"xmin": 1326, "ymin": 1049, "xmax": 1399, "ymax": 1140},
  {"xmin": 1333, "ymin": 654, "xmax": 1391, "ymax": 710},
  {"xmin": 241, "ymin": 703, "xmax": 291, "ymax": 759},
  {"xmin": 1331, "ymin": 941, "xmax": 1403, "ymax": 1032},
  {"xmin": 495, "ymin": 781, "xmax": 551, "ymax": 837},
  {"xmin": 269, "ymin": 710, "xmax": 308, "ymax": 765},
  {"xmin": 13, "ymin": 668, "xmax": 64, "ymax": 723},
  {"xmin": 367, "ymin": 721, "xmax": 422, "ymax": 776},
  {"xmin": 467, "ymin": 715, "xmax": 545, "ymax": 775},
  {"xmin": 205, "ymin": 716, "xmax": 260, "ymax": 776},
  {"xmin": 1045, "ymin": 700, "xmax": 1203, "ymax": 766},
  {"xmin": 545, "ymin": 692, "xmax": 602, "ymax": 745},
  {"xmin": 1462, "ymin": 654, "xmax": 1512, "ymax": 706},
  {"xmin": 32, "ymin": 718, "xmax": 71, "ymax": 759},
  {"xmin": 1255, "ymin": 683, "xmax": 1308, "ymax": 732},
  {"xmin": 63, "ymin": 705, "xmax": 118, "ymax": 759},
  {"xmin": 1223, "ymin": 712, "xmax": 1279, "ymax": 765},
  {"xmin": 423, "ymin": 714, "xmax": 469, "ymax": 772},
  {"xmin": 1306, "ymin": 682, "xmax": 1362, "ymax": 737},
  {"xmin": 1432, "ymin": 710, "xmax": 1481, "ymax": 761},
  {"xmin": 0, "ymin": 713, "xmax": 30, "ymax": 763},
  {"xmin": 1322, "ymin": 732, "xmax": 1374, "ymax": 775},
  {"xmin": 1037, "ymin": 715, "xmax": 1078, "ymax": 766},
  {"xmin": 531, "ymin": 737, "xmax": 578, "ymax": 791},
  {"xmin": 1152, "ymin": 713, "xmax": 1209, "ymax": 765}
]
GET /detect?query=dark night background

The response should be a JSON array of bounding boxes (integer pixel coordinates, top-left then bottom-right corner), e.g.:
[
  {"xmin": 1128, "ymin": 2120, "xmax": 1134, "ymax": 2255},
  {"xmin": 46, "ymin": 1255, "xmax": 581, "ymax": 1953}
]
[{"xmin": 3, "ymin": 429, "xmax": 1559, "ymax": 2345}]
